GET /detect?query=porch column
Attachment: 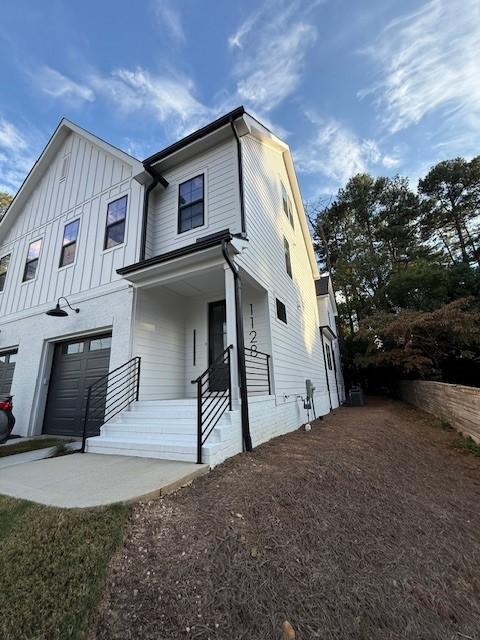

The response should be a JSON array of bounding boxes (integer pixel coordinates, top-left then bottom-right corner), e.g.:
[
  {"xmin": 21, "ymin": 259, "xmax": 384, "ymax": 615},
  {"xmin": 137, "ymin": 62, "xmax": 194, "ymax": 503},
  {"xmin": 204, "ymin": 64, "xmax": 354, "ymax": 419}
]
[{"xmin": 224, "ymin": 264, "xmax": 240, "ymax": 406}]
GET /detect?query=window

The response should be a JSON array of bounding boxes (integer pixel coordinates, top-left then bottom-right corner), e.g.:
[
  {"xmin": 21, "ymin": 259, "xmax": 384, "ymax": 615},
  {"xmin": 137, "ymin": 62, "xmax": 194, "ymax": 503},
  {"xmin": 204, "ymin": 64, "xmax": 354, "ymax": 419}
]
[
  {"xmin": 276, "ymin": 298, "xmax": 287, "ymax": 324},
  {"xmin": 281, "ymin": 182, "xmax": 294, "ymax": 228},
  {"xmin": 23, "ymin": 239, "xmax": 42, "ymax": 282},
  {"xmin": 284, "ymin": 237, "xmax": 292, "ymax": 278},
  {"xmin": 325, "ymin": 343, "xmax": 333, "ymax": 370},
  {"xmin": 59, "ymin": 219, "xmax": 80, "ymax": 267},
  {"xmin": 89, "ymin": 336, "xmax": 112, "ymax": 351},
  {"xmin": 178, "ymin": 174, "xmax": 204, "ymax": 233},
  {"xmin": 65, "ymin": 342, "xmax": 84, "ymax": 355},
  {"xmin": 104, "ymin": 195, "xmax": 128, "ymax": 249},
  {"xmin": 0, "ymin": 253, "xmax": 11, "ymax": 292}
]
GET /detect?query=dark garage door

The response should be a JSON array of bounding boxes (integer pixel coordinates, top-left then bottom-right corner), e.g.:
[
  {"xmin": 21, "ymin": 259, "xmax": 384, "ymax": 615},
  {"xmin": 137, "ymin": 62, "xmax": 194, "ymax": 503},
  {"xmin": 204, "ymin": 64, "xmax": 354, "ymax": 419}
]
[
  {"xmin": 43, "ymin": 334, "xmax": 112, "ymax": 437},
  {"xmin": 0, "ymin": 350, "xmax": 17, "ymax": 399}
]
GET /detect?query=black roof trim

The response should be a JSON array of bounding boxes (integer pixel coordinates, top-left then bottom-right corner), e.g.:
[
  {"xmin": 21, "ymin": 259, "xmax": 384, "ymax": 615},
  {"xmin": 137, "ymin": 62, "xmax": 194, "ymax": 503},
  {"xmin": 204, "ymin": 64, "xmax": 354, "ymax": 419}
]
[
  {"xmin": 143, "ymin": 106, "xmax": 245, "ymax": 166},
  {"xmin": 315, "ymin": 275, "xmax": 330, "ymax": 296},
  {"xmin": 117, "ymin": 229, "xmax": 232, "ymax": 276}
]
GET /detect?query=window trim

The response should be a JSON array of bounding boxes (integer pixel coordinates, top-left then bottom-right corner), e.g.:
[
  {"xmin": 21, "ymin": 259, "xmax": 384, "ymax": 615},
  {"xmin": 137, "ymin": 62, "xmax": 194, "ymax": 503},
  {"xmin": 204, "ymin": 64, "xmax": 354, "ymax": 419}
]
[
  {"xmin": 0, "ymin": 252, "xmax": 12, "ymax": 293},
  {"xmin": 58, "ymin": 218, "xmax": 80, "ymax": 269},
  {"xmin": 177, "ymin": 173, "xmax": 206, "ymax": 235},
  {"xmin": 325, "ymin": 342, "xmax": 333, "ymax": 370},
  {"xmin": 276, "ymin": 297, "xmax": 288, "ymax": 324},
  {"xmin": 284, "ymin": 236, "xmax": 292, "ymax": 279},
  {"xmin": 103, "ymin": 194, "xmax": 128, "ymax": 251},
  {"xmin": 22, "ymin": 237, "xmax": 43, "ymax": 284}
]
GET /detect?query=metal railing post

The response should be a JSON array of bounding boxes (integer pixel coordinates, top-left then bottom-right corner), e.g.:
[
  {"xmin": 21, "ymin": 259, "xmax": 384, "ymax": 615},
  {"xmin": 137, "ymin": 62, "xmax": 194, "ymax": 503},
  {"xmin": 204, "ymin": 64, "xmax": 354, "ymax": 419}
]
[
  {"xmin": 197, "ymin": 379, "xmax": 202, "ymax": 464},
  {"xmin": 81, "ymin": 387, "xmax": 92, "ymax": 453},
  {"xmin": 228, "ymin": 347, "xmax": 232, "ymax": 410},
  {"xmin": 266, "ymin": 354, "xmax": 271, "ymax": 395},
  {"xmin": 135, "ymin": 357, "xmax": 141, "ymax": 401}
]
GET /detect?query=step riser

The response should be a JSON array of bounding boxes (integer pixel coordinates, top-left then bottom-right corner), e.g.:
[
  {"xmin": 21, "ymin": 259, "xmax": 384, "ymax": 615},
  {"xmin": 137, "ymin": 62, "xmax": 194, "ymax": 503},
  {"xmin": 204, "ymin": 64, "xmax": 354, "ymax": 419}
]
[
  {"xmin": 100, "ymin": 429, "xmax": 221, "ymax": 443},
  {"xmin": 86, "ymin": 445, "xmax": 197, "ymax": 463}
]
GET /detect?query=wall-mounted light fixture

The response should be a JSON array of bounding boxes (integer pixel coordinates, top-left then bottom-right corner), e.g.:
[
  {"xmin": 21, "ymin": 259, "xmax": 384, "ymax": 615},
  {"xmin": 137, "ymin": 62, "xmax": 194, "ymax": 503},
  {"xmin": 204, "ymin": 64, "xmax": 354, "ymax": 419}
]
[{"xmin": 45, "ymin": 296, "xmax": 80, "ymax": 317}]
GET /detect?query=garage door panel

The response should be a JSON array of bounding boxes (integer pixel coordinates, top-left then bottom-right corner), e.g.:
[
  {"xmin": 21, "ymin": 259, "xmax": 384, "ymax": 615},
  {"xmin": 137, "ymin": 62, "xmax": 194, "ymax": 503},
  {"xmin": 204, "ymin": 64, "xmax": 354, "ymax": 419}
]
[{"xmin": 43, "ymin": 334, "xmax": 112, "ymax": 437}]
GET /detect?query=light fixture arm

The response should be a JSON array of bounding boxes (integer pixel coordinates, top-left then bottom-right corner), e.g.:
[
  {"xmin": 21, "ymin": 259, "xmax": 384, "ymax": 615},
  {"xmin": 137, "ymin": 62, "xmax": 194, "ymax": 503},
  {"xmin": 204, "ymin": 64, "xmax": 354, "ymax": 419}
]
[{"xmin": 57, "ymin": 296, "xmax": 80, "ymax": 313}]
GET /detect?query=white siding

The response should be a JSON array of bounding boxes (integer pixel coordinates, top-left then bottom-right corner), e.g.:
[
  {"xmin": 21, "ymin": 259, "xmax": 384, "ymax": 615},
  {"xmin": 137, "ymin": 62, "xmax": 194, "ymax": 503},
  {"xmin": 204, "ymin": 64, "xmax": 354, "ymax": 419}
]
[
  {"xmin": 0, "ymin": 131, "xmax": 143, "ymax": 317},
  {"xmin": 238, "ymin": 134, "xmax": 330, "ymax": 413},
  {"xmin": 133, "ymin": 287, "xmax": 186, "ymax": 400},
  {"xmin": 146, "ymin": 138, "xmax": 241, "ymax": 257}
]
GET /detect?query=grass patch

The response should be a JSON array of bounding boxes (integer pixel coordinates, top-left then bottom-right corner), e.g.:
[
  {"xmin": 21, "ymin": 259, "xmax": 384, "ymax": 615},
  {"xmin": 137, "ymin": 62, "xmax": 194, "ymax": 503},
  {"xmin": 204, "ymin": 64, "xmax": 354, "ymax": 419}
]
[
  {"xmin": 0, "ymin": 495, "xmax": 129, "ymax": 640},
  {"xmin": 453, "ymin": 435, "xmax": 480, "ymax": 457},
  {"xmin": 0, "ymin": 438, "xmax": 71, "ymax": 457}
]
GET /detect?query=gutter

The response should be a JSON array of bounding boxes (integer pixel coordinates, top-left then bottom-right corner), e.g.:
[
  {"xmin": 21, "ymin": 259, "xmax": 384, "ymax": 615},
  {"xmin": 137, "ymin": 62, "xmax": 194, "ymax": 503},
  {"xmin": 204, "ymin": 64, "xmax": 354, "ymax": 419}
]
[
  {"xmin": 140, "ymin": 165, "xmax": 169, "ymax": 262},
  {"xmin": 222, "ymin": 239, "xmax": 252, "ymax": 452}
]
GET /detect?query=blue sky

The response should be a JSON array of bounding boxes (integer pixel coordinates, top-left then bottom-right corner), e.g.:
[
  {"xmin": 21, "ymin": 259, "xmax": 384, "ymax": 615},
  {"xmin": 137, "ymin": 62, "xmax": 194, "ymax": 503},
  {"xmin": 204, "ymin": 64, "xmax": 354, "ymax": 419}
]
[{"xmin": 1, "ymin": 0, "xmax": 479, "ymax": 201}]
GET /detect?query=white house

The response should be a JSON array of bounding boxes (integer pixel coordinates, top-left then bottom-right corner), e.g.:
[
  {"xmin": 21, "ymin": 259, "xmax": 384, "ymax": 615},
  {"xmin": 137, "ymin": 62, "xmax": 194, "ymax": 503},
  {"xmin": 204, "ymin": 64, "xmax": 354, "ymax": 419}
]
[{"xmin": 0, "ymin": 107, "xmax": 345, "ymax": 466}]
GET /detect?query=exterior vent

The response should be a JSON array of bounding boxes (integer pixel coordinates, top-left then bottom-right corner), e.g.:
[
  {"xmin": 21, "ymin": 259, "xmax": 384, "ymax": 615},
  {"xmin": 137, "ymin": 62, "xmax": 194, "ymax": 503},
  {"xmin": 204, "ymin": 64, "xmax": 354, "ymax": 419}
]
[{"xmin": 60, "ymin": 154, "xmax": 70, "ymax": 181}]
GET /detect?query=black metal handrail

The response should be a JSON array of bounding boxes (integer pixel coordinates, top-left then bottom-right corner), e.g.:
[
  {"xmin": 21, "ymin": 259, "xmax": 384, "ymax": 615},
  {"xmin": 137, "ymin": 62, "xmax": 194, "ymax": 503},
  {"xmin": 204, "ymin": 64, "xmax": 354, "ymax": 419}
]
[
  {"xmin": 191, "ymin": 345, "xmax": 233, "ymax": 464},
  {"xmin": 245, "ymin": 347, "xmax": 271, "ymax": 396},
  {"xmin": 81, "ymin": 356, "xmax": 141, "ymax": 452}
]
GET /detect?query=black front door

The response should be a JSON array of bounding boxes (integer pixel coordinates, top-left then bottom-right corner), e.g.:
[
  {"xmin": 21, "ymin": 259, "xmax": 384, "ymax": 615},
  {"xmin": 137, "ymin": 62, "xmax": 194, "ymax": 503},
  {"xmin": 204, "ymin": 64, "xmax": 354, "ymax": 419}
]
[
  {"xmin": 208, "ymin": 300, "xmax": 228, "ymax": 391},
  {"xmin": 43, "ymin": 334, "xmax": 112, "ymax": 437}
]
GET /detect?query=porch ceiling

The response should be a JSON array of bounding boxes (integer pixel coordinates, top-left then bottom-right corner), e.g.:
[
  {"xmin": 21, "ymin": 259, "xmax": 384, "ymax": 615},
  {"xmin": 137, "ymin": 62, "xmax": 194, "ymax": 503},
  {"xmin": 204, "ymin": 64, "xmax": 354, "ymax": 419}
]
[{"xmin": 163, "ymin": 267, "xmax": 225, "ymax": 297}]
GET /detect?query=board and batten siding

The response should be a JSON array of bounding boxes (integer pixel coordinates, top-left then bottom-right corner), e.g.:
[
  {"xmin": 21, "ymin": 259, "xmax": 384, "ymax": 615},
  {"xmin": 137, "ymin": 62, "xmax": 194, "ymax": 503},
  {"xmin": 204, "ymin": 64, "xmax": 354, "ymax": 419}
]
[
  {"xmin": 237, "ymin": 134, "xmax": 329, "ymax": 409},
  {"xmin": 0, "ymin": 131, "xmax": 143, "ymax": 318},
  {"xmin": 145, "ymin": 138, "xmax": 241, "ymax": 258}
]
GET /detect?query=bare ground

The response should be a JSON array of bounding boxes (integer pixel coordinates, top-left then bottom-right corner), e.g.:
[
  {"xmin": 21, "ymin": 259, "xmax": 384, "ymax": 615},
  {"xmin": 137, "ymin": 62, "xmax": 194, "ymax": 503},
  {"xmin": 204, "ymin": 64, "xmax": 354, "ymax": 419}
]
[{"xmin": 92, "ymin": 398, "xmax": 480, "ymax": 640}]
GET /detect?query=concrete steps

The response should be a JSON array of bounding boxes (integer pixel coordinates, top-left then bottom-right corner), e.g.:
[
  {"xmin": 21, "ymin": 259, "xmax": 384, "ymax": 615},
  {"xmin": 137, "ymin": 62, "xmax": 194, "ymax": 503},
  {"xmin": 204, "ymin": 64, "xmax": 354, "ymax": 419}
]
[{"xmin": 85, "ymin": 399, "xmax": 236, "ymax": 464}]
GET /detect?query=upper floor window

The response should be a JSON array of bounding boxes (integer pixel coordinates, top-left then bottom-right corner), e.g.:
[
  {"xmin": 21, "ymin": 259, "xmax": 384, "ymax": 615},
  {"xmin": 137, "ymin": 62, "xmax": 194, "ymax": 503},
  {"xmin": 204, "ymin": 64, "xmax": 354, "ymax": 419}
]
[
  {"xmin": 284, "ymin": 237, "xmax": 292, "ymax": 278},
  {"xmin": 178, "ymin": 174, "xmax": 204, "ymax": 233},
  {"xmin": 0, "ymin": 253, "xmax": 11, "ymax": 292},
  {"xmin": 59, "ymin": 219, "xmax": 80, "ymax": 268},
  {"xmin": 325, "ymin": 343, "xmax": 333, "ymax": 370},
  {"xmin": 276, "ymin": 298, "xmax": 287, "ymax": 324},
  {"xmin": 281, "ymin": 182, "xmax": 294, "ymax": 228},
  {"xmin": 104, "ymin": 195, "xmax": 127, "ymax": 250},
  {"xmin": 23, "ymin": 239, "xmax": 42, "ymax": 282}
]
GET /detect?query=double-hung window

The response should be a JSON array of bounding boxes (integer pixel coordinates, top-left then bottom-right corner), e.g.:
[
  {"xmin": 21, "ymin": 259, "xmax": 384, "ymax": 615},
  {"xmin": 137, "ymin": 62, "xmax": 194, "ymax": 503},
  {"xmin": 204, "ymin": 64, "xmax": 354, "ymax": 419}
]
[
  {"xmin": 284, "ymin": 237, "xmax": 292, "ymax": 278},
  {"xmin": 104, "ymin": 195, "xmax": 127, "ymax": 249},
  {"xmin": 0, "ymin": 254, "xmax": 11, "ymax": 292},
  {"xmin": 23, "ymin": 239, "xmax": 42, "ymax": 282},
  {"xmin": 178, "ymin": 175, "xmax": 204, "ymax": 233},
  {"xmin": 281, "ymin": 182, "xmax": 294, "ymax": 228},
  {"xmin": 59, "ymin": 219, "xmax": 80, "ymax": 267}
]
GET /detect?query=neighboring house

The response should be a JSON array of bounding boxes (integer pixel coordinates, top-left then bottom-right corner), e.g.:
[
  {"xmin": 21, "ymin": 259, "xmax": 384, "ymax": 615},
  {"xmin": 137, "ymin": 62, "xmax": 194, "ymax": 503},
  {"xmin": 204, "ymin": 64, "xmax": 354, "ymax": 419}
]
[
  {"xmin": 0, "ymin": 107, "xmax": 344, "ymax": 466},
  {"xmin": 315, "ymin": 275, "xmax": 346, "ymax": 410}
]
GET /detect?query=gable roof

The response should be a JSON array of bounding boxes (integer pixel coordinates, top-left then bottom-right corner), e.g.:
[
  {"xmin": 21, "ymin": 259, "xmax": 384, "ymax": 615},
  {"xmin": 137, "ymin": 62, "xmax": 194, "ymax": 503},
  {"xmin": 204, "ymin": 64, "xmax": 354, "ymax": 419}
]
[
  {"xmin": 315, "ymin": 275, "xmax": 330, "ymax": 296},
  {"xmin": 0, "ymin": 118, "xmax": 145, "ymax": 239}
]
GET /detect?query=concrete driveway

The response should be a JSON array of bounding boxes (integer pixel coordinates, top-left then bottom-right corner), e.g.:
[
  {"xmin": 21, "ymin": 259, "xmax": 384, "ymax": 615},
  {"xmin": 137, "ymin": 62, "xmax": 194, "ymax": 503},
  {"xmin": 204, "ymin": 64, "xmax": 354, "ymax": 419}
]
[{"xmin": 0, "ymin": 453, "xmax": 208, "ymax": 508}]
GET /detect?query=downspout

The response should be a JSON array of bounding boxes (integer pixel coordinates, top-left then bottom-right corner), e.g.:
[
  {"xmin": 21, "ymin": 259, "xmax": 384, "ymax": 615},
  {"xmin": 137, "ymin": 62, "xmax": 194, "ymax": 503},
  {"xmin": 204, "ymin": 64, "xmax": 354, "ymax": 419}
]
[
  {"xmin": 320, "ymin": 329, "xmax": 333, "ymax": 411},
  {"xmin": 140, "ymin": 165, "xmax": 169, "ymax": 262},
  {"xmin": 230, "ymin": 118, "xmax": 247, "ymax": 237},
  {"xmin": 222, "ymin": 239, "xmax": 252, "ymax": 452},
  {"xmin": 332, "ymin": 341, "xmax": 340, "ymax": 405}
]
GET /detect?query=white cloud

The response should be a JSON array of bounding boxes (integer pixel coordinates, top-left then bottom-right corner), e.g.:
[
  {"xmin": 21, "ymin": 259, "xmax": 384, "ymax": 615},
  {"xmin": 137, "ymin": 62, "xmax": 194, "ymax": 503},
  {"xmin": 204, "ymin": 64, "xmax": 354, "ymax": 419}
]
[
  {"xmin": 36, "ymin": 66, "xmax": 95, "ymax": 103},
  {"xmin": 230, "ymin": 2, "xmax": 317, "ymax": 112},
  {"xmin": 152, "ymin": 0, "xmax": 185, "ymax": 43},
  {"xmin": 361, "ymin": 0, "xmax": 480, "ymax": 134},
  {"xmin": 92, "ymin": 67, "xmax": 211, "ymax": 138},
  {"xmin": 0, "ymin": 117, "xmax": 36, "ymax": 194},
  {"xmin": 295, "ymin": 114, "xmax": 380, "ymax": 186},
  {"xmin": 382, "ymin": 154, "xmax": 401, "ymax": 169}
]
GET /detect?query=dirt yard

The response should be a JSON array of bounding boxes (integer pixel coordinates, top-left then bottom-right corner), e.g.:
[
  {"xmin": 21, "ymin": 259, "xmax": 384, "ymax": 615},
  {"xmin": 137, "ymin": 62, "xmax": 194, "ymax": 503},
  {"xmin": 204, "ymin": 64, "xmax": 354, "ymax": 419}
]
[{"xmin": 92, "ymin": 399, "xmax": 480, "ymax": 640}]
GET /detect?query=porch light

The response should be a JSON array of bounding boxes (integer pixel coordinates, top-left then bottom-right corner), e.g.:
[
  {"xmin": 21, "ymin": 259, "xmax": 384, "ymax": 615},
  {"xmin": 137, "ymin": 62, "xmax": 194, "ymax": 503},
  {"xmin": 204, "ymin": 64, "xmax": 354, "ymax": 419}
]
[{"xmin": 45, "ymin": 296, "xmax": 80, "ymax": 317}]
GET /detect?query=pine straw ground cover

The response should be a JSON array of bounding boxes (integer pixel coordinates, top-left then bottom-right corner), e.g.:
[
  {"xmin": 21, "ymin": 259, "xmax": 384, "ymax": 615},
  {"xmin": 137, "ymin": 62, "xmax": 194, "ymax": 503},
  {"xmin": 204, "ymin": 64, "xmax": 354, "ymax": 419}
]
[{"xmin": 92, "ymin": 399, "xmax": 480, "ymax": 640}]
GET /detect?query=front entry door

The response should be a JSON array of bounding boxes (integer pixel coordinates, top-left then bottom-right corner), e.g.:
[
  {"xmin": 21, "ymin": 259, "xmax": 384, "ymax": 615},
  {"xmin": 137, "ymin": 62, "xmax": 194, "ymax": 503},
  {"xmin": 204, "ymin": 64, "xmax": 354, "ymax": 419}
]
[{"xmin": 208, "ymin": 300, "xmax": 228, "ymax": 391}]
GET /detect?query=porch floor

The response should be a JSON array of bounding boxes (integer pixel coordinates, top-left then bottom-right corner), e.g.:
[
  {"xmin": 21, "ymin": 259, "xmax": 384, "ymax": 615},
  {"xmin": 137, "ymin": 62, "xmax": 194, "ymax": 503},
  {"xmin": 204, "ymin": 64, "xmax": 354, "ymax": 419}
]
[{"xmin": 0, "ymin": 453, "xmax": 208, "ymax": 508}]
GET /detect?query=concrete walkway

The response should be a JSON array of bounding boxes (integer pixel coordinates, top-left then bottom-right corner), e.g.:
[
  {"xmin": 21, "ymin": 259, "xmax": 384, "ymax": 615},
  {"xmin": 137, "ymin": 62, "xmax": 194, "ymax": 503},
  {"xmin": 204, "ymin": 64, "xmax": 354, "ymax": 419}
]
[{"xmin": 0, "ymin": 453, "xmax": 209, "ymax": 508}]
